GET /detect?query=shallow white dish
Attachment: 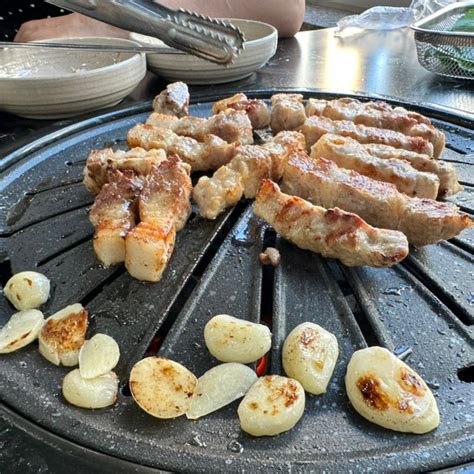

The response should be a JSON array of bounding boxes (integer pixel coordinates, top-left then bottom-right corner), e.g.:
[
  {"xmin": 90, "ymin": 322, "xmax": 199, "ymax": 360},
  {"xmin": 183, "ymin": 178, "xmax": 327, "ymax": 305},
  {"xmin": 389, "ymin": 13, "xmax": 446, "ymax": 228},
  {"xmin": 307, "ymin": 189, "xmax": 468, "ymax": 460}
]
[
  {"xmin": 130, "ymin": 19, "xmax": 277, "ymax": 85},
  {"xmin": 0, "ymin": 37, "xmax": 146, "ymax": 119}
]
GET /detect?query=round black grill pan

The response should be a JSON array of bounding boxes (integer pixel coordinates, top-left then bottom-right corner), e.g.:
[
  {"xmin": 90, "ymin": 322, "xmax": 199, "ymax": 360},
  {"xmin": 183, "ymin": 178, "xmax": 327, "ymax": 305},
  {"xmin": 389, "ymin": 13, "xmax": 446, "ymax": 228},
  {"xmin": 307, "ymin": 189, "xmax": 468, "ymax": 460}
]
[{"xmin": 0, "ymin": 91, "xmax": 473, "ymax": 473}]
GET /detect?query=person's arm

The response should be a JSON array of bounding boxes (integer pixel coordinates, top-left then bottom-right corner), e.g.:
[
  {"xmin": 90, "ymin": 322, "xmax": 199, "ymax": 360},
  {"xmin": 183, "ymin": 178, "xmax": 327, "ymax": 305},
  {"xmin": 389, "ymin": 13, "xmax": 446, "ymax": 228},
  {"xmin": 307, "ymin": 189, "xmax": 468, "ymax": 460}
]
[
  {"xmin": 14, "ymin": 13, "xmax": 129, "ymax": 42},
  {"xmin": 158, "ymin": 0, "xmax": 306, "ymax": 38},
  {"xmin": 14, "ymin": 0, "xmax": 305, "ymax": 42}
]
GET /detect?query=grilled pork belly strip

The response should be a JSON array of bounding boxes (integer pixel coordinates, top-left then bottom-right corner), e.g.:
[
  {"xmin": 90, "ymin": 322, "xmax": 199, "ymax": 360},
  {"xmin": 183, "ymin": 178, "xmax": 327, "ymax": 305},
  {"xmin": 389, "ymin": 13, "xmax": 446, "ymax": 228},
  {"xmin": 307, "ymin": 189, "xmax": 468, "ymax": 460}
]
[
  {"xmin": 193, "ymin": 131, "xmax": 305, "ymax": 220},
  {"xmin": 305, "ymin": 97, "xmax": 445, "ymax": 158},
  {"xmin": 152, "ymin": 81, "xmax": 189, "ymax": 118},
  {"xmin": 254, "ymin": 180, "xmax": 408, "ymax": 267},
  {"xmin": 147, "ymin": 109, "xmax": 254, "ymax": 145},
  {"xmin": 301, "ymin": 115, "xmax": 434, "ymax": 157},
  {"xmin": 127, "ymin": 123, "xmax": 235, "ymax": 171},
  {"xmin": 311, "ymin": 134, "xmax": 440, "ymax": 199},
  {"xmin": 193, "ymin": 145, "xmax": 270, "ymax": 220},
  {"xmin": 125, "ymin": 155, "xmax": 192, "ymax": 282},
  {"xmin": 282, "ymin": 152, "xmax": 473, "ymax": 246},
  {"xmin": 212, "ymin": 93, "xmax": 270, "ymax": 129},
  {"xmin": 83, "ymin": 148, "xmax": 167, "ymax": 194},
  {"xmin": 271, "ymin": 94, "xmax": 307, "ymax": 133},
  {"xmin": 362, "ymin": 143, "xmax": 462, "ymax": 197},
  {"xmin": 89, "ymin": 170, "xmax": 142, "ymax": 267}
]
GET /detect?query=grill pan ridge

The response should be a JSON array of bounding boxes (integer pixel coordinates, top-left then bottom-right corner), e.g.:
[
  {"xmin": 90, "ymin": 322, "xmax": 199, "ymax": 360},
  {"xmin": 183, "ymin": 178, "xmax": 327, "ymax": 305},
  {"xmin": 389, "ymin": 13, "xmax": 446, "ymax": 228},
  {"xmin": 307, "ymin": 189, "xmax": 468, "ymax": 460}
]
[{"xmin": 0, "ymin": 91, "xmax": 473, "ymax": 473}]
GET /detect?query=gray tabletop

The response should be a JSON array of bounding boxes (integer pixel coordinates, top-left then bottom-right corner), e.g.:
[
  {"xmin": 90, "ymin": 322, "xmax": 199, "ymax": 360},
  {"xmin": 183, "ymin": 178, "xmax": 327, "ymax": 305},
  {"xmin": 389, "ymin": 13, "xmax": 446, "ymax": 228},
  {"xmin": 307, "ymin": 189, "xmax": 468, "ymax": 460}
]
[
  {"xmin": 0, "ymin": 26, "xmax": 473, "ymax": 474},
  {"xmin": 195, "ymin": 27, "xmax": 474, "ymax": 118},
  {"xmin": 263, "ymin": 28, "xmax": 473, "ymax": 115}
]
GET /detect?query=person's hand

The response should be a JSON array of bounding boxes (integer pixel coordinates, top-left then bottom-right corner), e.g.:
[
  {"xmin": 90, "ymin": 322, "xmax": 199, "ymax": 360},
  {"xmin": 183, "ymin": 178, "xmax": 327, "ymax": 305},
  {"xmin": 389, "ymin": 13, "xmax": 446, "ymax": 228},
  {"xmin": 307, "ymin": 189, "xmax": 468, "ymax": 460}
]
[{"xmin": 14, "ymin": 13, "xmax": 129, "ymax": 42}]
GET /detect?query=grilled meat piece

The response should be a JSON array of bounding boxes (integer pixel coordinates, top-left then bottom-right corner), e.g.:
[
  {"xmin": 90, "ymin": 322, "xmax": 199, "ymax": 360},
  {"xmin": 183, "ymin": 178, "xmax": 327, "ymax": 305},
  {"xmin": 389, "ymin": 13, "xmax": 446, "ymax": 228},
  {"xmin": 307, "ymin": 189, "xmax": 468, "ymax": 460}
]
[
  {"xmin": 89, "ymin": 170, "xmax": 142, "ymax": 267},
  {"xmin": 152, "ymin": 81, "xmax": 189, "ymax": 118},
  {"xmin": 147, "ymin": 109, "xmax": 254, "ymax": 145},
  {"xmin": 193, "ymin": 132, "xmax": 305, "ymax": 220},
  {"xmin": 193, "ymin": 145, "xmax": 271, "ymax": 220},
  {"xmin": 262, "ymin": 130, "xmax": 307, "ymax": 179},
  {"xmin": 271, "ymin": 93, "xmax": 307, "ymax": 133},
  {"xmin": 282, "ymin": 152, "xmax": 473, "ymax": 246},
  {"xmin": 362, "ymin": 143, "xmax": 462, "ymax": 197},
  {"xmin": 212, "ymin": 93, "xmax": 271, "ymax": 129},
  {"xmin": 83, "ymin": 147, "xmax": 167, "ymax": 194},
  {"xmin": 125, "ymin": 155, "xmax": 192, "ymax": 282},
  {"xmin": 127, "ymin": 123, "xmax": 235, "ymax": 171},
  {"xmin": 254, "ymin": 180, "xmax": 409, "ymax": 268},
  {"xmin": 301, "ymin": 115, "xmax": 434, "ymax": 157},
  {"xmin": 305, "ymin": 97, "xmax": 445, "ymax": 158},
  {"xmin": 259, "ymin": 246, "xmax": 281, "ymax": 267},
  {"xmin": 311, "ymin": 134, "xmax": 440, "ymax": 199}
]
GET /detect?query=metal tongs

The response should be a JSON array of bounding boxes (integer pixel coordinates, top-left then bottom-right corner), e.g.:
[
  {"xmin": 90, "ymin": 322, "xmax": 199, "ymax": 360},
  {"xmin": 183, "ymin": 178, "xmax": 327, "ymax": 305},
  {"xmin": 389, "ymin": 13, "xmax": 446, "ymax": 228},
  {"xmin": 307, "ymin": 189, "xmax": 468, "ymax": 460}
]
[{"xmin": 6, "ymin": 0, "xmax": 245, "ymax": 65}]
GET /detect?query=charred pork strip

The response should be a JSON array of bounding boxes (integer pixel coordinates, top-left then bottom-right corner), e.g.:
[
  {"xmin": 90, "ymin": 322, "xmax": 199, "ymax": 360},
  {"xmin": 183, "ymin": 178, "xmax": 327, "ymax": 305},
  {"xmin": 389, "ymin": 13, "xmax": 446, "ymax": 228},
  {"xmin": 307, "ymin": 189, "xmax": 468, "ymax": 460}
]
[
  {"xmin": 311, "ymin": 134, "xmax": 440, "ymax": 199},
  {"xmin": 152, "ymin": 81, "xmax": 189, "ymax": 118},
  {"xmin": 127, "ymin": 123, "xmax": 235, "ymax": 171},
  {"xmin": 282, "ymin": 152, "xmax": 473, "ymax": 246},
  {"xmin": 305, "ymin": 97, "xmax": 445, "ymax": 158},
  {"xmin": 301, "ymin": 115, "xmax": 434, "ymax": 157},
  {"xmin": 212, "ymin": 93, "xmax": 271, "ymax": 129},
  {"xmin": 362, "ymin": 143, "xmax": 463, "ymax": 197},
  {"xmin": 125, "ymin": 155, "xmax": 192, "ymax": 282},
  {"xmin": 270, "ymin": 93, "xmax": 307, "ymax": 133},
  {"xmin": 193, "ymin": 132, "xmax": 305, "ymax": 220},
  {"xmin": 147, "ymin": 109, "xmax": 254, "ymax": 145},
  {"xmin": 254, "ymin": 180, "xmax": 409, "ymax": 268},
  {"xmin": 89, "ymin": 170, "xmax": 142, "ymax": 267},
  {"xmin": 83, "ymin": 147, "xmax": 167, "ymax": 194}
]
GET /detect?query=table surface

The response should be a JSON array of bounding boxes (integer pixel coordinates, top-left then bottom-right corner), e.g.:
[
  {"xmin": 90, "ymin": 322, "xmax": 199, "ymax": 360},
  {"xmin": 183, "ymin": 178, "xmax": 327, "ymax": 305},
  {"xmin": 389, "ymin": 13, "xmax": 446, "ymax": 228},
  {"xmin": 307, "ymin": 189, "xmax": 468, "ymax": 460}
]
[{"xmin": 0, "ymin": 27, "xmax": 473, "ymax": 474}]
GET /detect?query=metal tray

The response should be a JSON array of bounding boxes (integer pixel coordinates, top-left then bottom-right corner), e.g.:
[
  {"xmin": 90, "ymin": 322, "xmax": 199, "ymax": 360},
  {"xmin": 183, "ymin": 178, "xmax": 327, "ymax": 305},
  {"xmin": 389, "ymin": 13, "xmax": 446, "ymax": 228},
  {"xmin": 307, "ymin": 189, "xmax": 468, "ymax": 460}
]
[{"xmin": 0, "ymin": 91, "xmax": 473, "ymax": 473}]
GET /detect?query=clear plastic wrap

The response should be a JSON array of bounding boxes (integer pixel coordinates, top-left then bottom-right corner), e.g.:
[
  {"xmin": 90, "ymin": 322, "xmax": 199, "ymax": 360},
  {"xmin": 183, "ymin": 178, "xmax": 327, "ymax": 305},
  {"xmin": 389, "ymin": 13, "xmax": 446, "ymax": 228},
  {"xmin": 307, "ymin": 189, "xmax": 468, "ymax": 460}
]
[{"xmin": 335, "ymin": 0, "xmax": 455, "ymax": 37}]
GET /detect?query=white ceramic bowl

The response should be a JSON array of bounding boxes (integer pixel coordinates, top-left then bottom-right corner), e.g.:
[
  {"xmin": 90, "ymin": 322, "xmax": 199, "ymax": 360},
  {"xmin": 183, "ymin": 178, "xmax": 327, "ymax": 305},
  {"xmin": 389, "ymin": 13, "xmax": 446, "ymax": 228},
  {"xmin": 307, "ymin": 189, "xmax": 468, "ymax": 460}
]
[
  {"xmin": 0, "ymin": 37, "xmax": 146, "ymax": 119},
  {"xmin": 130, "ymin": 19, "xmax": 277, "ymax": 85}
]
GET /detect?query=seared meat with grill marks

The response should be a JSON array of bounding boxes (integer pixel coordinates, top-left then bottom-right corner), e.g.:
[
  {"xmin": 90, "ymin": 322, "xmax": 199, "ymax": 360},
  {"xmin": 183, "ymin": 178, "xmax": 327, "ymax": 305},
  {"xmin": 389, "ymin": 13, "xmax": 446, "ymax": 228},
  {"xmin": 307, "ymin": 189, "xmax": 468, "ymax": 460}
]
[
  {"xmin": 83, "ymin": 147, "xmax": 167, "ymax": 194},
  {"xmin": 271, "ymin": 93, "xmax": 307, "ymax": 133},
  {"xmin": 301, "ymin": 115, "xmax": 434, "ymax": 157},
  {"xmin": 282, "ymin": 152, "xmax": 473, "ymax": 246},
  {"xmin": 311, "ymin": 134, "xmax": 440, "ymax": 199},
  {"xmin": 125, "ymin": 155, "xmax": 192, "ymax": 282},
  {"xmin": 212, "ymin": 93, "xmax": 270, "ymax": 129},
  {"xmin": 89, "ymin": 170, "xmax": 142, "ymax": 267},
  {"xmin": 305, "ymin": 97, "xmax": 445, "ymax": 158},
  {"xmin": 147, "ymin": 109, "xmax": 253, "ymax": 145},
  {"xmin": 193, "ymin": 132, "xmax": 305, "ymax": 220},
  {"xmin": 254, "ymin": 180, "xmax": 409, "ymax": 267},
  {"xmin": 152, "ymin": 81, "xmax": 189, "ymax": 118},
  {"xmin": 127, "ymin": 123, "xmax": 235, "ymax": 171},
  {"xmin": 362, "ymin": 143, "xmax": 462, "ymax": 197}
]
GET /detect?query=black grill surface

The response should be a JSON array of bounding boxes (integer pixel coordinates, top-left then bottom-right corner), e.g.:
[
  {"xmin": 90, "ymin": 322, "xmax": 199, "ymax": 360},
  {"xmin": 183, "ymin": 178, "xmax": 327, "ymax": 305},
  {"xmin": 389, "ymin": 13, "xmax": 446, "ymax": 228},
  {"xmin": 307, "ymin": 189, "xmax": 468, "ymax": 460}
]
[{"xmin": 0, "ymin": 92, "xmax": 473, "ymax": 473}]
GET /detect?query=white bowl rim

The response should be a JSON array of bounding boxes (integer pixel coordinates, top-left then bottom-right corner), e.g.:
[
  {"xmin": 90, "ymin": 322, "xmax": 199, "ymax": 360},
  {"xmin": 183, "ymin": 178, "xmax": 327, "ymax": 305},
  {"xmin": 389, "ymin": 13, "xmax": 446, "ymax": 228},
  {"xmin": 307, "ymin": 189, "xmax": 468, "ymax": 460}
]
[
  {"xmin": 130, "ymin": 17, "xmax": 277, "ymax": 53},
  {"xmin": 0, "ymin": 36, "xmax": 145, "ymax": 82}
]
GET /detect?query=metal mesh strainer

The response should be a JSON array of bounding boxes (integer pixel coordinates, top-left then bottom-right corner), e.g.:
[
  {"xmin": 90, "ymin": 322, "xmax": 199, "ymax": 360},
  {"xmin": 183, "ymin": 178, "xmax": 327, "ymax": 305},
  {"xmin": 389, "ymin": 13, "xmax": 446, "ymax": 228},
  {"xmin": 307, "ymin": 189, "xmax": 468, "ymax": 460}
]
[{"xmin": 411, "ymin": 1, "xmax": 474, "ymax": 80}]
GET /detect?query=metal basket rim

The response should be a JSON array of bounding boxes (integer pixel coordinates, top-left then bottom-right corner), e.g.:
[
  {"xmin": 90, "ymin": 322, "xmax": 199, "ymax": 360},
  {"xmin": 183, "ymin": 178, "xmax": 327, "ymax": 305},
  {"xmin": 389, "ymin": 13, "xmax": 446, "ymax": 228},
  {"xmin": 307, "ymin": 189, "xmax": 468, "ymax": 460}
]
[{"xmin": 411, "ymin": 0, "xmax": 474, "ymax": 38}]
